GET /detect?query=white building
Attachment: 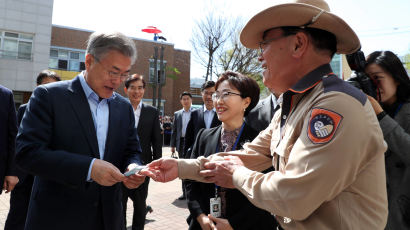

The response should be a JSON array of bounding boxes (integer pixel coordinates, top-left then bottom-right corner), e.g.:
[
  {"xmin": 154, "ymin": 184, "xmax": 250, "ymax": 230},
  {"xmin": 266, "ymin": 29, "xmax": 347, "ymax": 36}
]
[{"xmin": 0, "ymin": 0, "xmax": 54, "ymax": 106}]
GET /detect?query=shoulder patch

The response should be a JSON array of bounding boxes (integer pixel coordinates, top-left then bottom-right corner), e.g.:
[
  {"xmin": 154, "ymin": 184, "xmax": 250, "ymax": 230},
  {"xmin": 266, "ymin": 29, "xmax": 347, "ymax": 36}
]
[{"xmin": 308, "ymin": 108, "xmax": 343, "ymax": 144}]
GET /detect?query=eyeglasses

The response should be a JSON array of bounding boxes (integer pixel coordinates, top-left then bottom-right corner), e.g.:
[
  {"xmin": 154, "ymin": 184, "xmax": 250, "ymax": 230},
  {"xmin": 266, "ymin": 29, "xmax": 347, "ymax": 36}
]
[
  {"xmin": 211, "ymin": 91, "xmax": 242, "ymax": 101},
  {"xmin": 95, "ymin": 57, "xmax": 130, "ymax": 81},
  {"xmin": 258, "ymin": 34, "xmax": 292, "ymax": 54},
  {"xmin": 202, "ymin": 91, "xmax": 215, "ymax": 96}
]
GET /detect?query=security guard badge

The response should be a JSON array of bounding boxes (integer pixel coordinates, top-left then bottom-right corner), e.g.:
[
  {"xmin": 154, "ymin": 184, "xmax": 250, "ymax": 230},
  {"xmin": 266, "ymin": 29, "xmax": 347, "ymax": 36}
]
[{"xmin": 308, "ymin": 108, "xmax": 343, "ymax": 144}]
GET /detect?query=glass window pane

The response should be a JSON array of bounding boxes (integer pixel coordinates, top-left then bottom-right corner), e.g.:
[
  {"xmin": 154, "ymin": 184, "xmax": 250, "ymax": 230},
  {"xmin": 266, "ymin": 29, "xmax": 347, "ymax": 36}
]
[
  {"xmin": 50, "ymin": 49, "xmax": 58, "ymax": 57},
  {"xmin": 20, "ymin": 33, "xmax": 33, "ymax": 40},
  {"xmin": 70, "ymin": 52, "xmax": 79, "ymax": 59},
  {"xmin": 79, "ymin": 52, "xmax": 85, "ymax": 61},
  {"xmin": 58, "ymin": 60, "xmax": 68, "ymax": 70},
  {"xmin": 58, "ymin": 50, "xmax": 68, "ymax": 59},
  {"xmin": 5, "ymin": 32, "xmax": 18, "ymax": 38},
  {"xmin": 3, "ymin": 39, "xmax": 18, "ymax": 58},
  {"xmin": 69, "ymin": 60, "xmax": 80, "ymax": 71},
  {"xmin": 49, "ymin": 59, "xmax": 58, "ymax": 69},
  {"xmin": 18, "ymin": 41, "xmax": 32, "ymax": 60}
]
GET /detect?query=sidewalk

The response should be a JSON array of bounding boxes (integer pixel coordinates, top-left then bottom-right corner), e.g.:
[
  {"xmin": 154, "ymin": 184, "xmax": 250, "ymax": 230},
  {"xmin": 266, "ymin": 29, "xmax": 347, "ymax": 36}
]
[{"xmin": 0, "ymin": 147, "xmax": 190, "ymax": 230}]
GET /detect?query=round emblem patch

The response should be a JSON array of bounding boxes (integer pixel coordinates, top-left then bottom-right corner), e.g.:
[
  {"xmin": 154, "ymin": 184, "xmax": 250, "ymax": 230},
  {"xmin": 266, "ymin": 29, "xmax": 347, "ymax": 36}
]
[
  {"xmin": 311, "ymin": 115, "xmax": 334, "ymax": 138},
  {"xmin": 308, "ymin": 108, "xmax": 343, "ymax": 144}
]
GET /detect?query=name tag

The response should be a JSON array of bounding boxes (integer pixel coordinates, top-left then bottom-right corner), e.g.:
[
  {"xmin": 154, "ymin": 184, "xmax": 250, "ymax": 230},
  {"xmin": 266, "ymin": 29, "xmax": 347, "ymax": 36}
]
[{"xmin": 210, "ymin": 197, "xmax": 221, "ymax": 217}]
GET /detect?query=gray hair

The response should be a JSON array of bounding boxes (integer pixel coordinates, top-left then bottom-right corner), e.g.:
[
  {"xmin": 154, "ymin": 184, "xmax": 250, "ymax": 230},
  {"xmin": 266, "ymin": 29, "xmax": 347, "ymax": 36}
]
[{"xmin": 86, "ymin": 31, "xmax": 137, "ymax": 64}]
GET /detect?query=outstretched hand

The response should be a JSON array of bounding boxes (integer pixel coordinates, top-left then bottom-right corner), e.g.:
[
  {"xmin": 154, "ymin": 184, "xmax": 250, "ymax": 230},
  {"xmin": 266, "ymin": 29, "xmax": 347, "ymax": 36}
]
[{"xmin": 140, "ymin": 157, "xmax": 179, "ymax": 183}]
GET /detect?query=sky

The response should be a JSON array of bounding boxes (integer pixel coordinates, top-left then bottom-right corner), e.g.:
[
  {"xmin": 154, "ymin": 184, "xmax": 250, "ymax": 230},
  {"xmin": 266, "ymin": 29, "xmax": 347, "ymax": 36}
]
[{"xmin": 52, "ymin": 0, "xmax": 410, "ymax": 79}]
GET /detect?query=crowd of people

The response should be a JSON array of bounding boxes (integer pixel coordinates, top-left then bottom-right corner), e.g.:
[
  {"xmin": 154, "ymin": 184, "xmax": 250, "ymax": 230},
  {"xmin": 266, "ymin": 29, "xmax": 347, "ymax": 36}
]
[{"xmin": 1, "ymin": 0, "xmax": 409, "ymax": 229}]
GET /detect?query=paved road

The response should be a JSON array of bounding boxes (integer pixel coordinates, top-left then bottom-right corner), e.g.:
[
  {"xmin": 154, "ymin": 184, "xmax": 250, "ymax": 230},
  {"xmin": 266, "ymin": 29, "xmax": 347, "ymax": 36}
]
[{"xmin": 0, "ymin": 147, "xmax": 190, "ymax": 230}]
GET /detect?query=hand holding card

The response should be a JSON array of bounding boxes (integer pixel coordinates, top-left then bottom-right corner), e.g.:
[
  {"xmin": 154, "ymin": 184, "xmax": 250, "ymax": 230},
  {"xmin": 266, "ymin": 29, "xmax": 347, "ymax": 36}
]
[{"xmin": 124, "ymin": 165, "xmax": 147, "ymax": 177}]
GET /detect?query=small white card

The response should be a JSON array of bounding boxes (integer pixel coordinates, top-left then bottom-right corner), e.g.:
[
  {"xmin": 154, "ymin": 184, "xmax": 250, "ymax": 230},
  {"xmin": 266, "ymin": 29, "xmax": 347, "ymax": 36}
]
[
  {"xmin": 210, "ymin": 197, "xmax": 221, "ymax": 217},
  {"xmin": 124, "ymin": 165, "xmax": 146, "ymax": 177}
]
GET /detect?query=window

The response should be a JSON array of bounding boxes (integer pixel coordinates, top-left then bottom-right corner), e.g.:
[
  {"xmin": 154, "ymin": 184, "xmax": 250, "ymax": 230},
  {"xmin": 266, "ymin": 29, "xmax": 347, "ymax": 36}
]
[
  {"xmin": 49, "ymin": 47, "xmax": 86, "ymax": 72},
  {"xmin": 0, "ymin": 31, "xmax": 33, "ymax": 60},
  {"xmin": 149, "ymin": 59, "xmax": 167, "ymax": 84}
]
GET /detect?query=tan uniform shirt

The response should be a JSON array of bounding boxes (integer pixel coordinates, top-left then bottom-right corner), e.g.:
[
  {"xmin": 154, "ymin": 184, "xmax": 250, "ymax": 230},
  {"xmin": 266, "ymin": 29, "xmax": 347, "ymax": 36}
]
[{"xmin": 179, "ymin": 64, "xmax": 388, "ymax": 229}]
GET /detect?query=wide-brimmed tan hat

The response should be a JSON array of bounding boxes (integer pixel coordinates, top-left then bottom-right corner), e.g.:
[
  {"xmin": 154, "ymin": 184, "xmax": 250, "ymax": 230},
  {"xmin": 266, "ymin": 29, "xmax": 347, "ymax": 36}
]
[{"xmin": 240, "ymin": 0, "xmax": 360, "ymax": 54}]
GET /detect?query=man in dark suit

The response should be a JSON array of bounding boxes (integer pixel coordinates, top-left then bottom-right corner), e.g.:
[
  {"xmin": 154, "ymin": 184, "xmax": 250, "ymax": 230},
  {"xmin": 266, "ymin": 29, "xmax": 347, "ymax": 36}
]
[
  {"xmin": 0, "ymin": 85, "xmax": 18, "ymax": 195},
  {"xmin": 170, "ymin": 91, "xmax": 193, "ymax": 200},
  {"xmin": 184, "ymin": 81, "xmax": 221, "ymax": 157},
  {"xmin": 122, "ymin": 74, "xmax": 162, "ymax": 230},
  {"xmin": 5, "ymin": 70, "xmax": 61, "ymax": 230},
  {"xmin": 15, "ymin": 31, "xmax": 146, "ymax": 230},
  {"xmin": 245, "ymin": 92, "xmax": 280, "ymax": 132}
]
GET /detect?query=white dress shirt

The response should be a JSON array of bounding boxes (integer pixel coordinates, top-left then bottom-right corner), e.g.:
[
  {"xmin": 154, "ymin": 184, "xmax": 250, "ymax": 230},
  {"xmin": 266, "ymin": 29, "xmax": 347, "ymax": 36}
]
[{"xmin": 203, "ymin": 106, "xmax": 215, "ymax": 129}]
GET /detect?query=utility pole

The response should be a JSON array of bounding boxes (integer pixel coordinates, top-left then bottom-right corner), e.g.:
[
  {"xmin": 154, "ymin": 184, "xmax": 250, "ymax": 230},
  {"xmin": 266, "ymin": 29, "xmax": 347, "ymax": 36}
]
[
  {"xmin": 152, "ymin": 46, "xmax": 158, "ymax": 107},
  {"xmin": 157, "ymin": 46, "xmax": 165, "ymax": 112}
]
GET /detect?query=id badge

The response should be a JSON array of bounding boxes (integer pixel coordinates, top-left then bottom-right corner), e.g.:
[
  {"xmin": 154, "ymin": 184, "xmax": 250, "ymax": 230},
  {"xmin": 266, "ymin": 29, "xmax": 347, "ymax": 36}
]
[{"xmin": 210, "ymin": 197, "xmax": 221, "ymax": 217}]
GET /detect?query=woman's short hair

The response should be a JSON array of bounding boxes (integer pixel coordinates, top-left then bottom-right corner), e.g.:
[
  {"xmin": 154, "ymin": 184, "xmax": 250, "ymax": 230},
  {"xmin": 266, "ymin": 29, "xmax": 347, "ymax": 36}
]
[
  {"xmin": 215, "ymin": 71, "xmax": 260, "ymax": 116},
  {"xmin": 366, "ymin": 51, "xmax": 410, "ymax": 102}
]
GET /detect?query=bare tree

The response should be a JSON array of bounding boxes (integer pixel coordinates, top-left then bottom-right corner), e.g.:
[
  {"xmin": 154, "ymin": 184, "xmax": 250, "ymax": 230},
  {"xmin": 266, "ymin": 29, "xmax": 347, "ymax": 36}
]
[
  {"xmin": 190, "ymin": 12, "xmax": 233, "ymax": 81},
  {"xmin": 215, "ymin": 24, "xmax": 268, "ymax": 95}
]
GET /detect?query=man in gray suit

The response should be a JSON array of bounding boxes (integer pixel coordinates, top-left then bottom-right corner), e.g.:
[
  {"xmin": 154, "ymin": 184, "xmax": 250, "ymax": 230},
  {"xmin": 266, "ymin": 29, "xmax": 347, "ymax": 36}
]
[
  {"xmin": 170, "ymin": 91, "xmax": 193, "ymax": 200},
  {"xmin": 122, "ymin": 74, "xmax": 162, "ymax": 230}
]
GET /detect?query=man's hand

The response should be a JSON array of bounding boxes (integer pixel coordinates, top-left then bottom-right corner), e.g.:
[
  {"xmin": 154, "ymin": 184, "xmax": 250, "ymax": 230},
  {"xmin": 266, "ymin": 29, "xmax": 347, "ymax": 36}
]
[
  {"xmin": 141, "ymin": 158, "xmax": 178, "ymax": 183},
  {"xmin": 3, "ymin": 176, "xmax": 19, "ymax": 193},
  {"xmin": 199, "ymin": 156, "xmax": 244, "ymax": 188},
  {"xmin": 197, "ymin": 213, "xmax": 215, "ymax": 230},
  {"xmin": 123, "ymin": 164, "xmax": 146, "ymax": 189},
  {"xmin": 367, "ymin": 95, "xmax": 384, "ymax": 115},
  {"xmin": 91, "ymin": 159, "xmax": 125, "ymax": 186},
  {"xmin": 207, "ymin": 215, "xmax": 233, "ymax": 230}
]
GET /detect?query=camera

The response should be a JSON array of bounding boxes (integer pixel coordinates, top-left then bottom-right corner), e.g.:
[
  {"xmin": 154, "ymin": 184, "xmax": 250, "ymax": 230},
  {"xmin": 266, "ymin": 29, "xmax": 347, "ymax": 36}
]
[{"xmin": 346, "ymin": 49, "xmax": 380, "ymax": 100}]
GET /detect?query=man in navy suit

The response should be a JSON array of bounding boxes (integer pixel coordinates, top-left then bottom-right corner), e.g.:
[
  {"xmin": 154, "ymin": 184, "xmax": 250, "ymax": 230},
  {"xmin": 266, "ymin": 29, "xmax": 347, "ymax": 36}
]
[
  {"xmin": 122, "ymin": 74, "xmax": 162, "ymax": 230},
  {"xmin": 184, "ymin": 81, "xmax": 221, "ymax": 157},
  {"xmin": 16, "ymin": 31, "xmax": 146, "ymax": 230},
  {"xmin": 5, "ymin": 70, "xmax": 61, "ymax": 230},
  {"xmin": 0, "ymin": 85, "xmax": 18, "ymax": 195}
]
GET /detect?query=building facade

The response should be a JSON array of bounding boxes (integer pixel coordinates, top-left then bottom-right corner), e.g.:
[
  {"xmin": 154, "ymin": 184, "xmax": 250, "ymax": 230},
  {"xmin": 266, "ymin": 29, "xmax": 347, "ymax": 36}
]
[
  {"xmin": 49, "ymin": 25, "xmax": 191, "ymax": 116},
  {"xmin": 0, "ymin": 0, "xmax": 54, "ymax": 107}
]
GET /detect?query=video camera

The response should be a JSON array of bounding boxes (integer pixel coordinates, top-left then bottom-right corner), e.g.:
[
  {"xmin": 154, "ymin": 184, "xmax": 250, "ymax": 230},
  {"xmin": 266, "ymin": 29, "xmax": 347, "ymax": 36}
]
[{"xmin": 346, "ymin": 49, "xmax": 380, "ymax": 100}]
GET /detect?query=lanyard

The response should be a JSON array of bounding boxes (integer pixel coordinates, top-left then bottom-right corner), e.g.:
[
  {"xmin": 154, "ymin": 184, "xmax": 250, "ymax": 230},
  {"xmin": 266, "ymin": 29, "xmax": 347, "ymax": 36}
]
[
  {"xmin": 215, "ymin": 122, "xmax": 245, "ymax": 153},
  {"xmin": 214, "ymin": 122, "xmax": 245, "ymax": 197},
  {"xmin": 394, "ymin": 103, "xmax": 403, "ymax": 118}
]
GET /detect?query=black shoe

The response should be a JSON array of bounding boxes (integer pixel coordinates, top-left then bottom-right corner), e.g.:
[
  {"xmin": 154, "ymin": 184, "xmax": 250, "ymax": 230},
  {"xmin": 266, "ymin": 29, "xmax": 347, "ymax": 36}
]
[{"xmin": 177, "ymin": 195, "xmax": 186, "ymax": 200}]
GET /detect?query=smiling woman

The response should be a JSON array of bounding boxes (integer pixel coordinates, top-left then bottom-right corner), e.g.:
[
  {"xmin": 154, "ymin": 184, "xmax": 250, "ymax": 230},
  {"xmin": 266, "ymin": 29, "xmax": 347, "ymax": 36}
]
[{"xmin": 184, "ymin": 71, "xmax": 278, "ymax": 230}]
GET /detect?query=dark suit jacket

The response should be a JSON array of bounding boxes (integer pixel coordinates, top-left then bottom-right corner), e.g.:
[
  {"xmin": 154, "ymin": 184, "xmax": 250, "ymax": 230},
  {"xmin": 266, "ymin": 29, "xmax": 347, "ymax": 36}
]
[
  {"xmin": 15, "ymin": 103, "xmax": 28, "ymax": 181},
  {"xmin": 17, "ymin": 103, "xmax": 27, "ymax": 126},
  {"xmin": 15, "ymin": 76, "xmax": 142, "ymax": 230},
  {"xmin": 137, "ymin": 103, "xmax": 162, "ymax": 164},
  {"xmin": 185, "ymin": 124, "xmax": 277, "ymax": 230},
  {"xmin": 0, "ymin": 85, "xmax": 17, "ymax": 195},
  {"xmin": 184, "ymin": 107, "xmax": 221, "ymax": 158},
  {"xmin": 245, "ymin": 95, "xmax": 275, "ymax": 133}
]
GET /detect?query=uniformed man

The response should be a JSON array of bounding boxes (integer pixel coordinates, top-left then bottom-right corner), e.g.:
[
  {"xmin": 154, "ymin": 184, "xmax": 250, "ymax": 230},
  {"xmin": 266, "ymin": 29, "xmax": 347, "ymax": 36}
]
[{"xmin": 143, "ymin": 0, "xmax": 388, "ymax": 229}]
